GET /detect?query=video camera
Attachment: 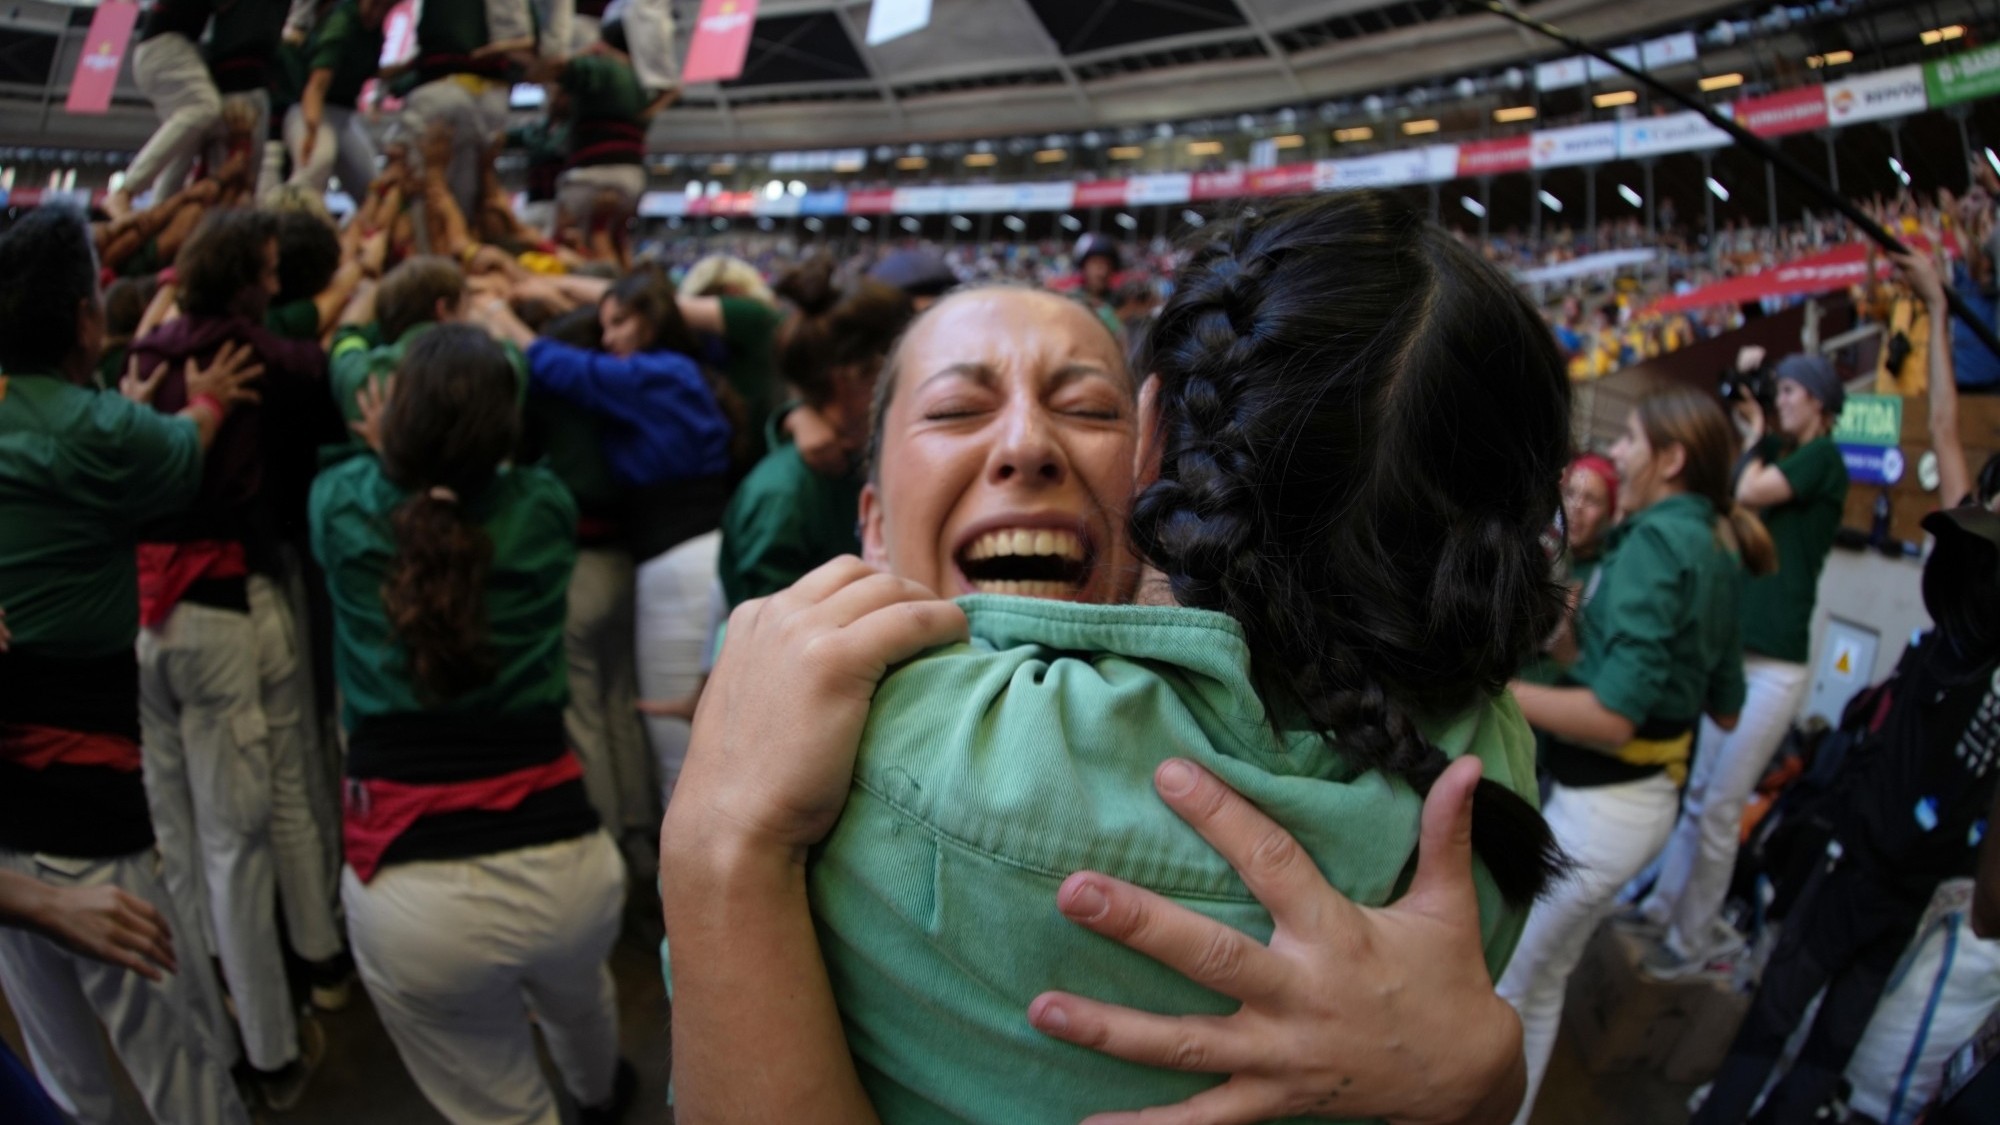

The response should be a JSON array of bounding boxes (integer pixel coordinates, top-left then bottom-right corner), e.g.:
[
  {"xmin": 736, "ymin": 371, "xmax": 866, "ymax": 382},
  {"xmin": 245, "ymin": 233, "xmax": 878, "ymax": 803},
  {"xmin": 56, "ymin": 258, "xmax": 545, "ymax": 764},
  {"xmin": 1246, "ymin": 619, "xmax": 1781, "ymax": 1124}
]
[{"xmin": 1718, "ymin": 361, "xmax": 1777, "ymax": 415}]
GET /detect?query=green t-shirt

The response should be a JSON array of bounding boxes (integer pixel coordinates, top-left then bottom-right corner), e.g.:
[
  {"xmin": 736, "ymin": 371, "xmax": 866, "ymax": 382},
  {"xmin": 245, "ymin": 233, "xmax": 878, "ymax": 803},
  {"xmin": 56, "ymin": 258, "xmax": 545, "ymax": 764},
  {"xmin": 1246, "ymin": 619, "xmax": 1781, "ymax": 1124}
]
[
  {"xmin": 803, "ymin": 597, "xmax": 1536, "ymax": 1123},
  {"xmin": 266, "ymin": 299, "xmax": 321, "ymax": 342},
  {"xmin": 717, "ymin": 442, "xmax": 862, "ymax": 608},
  {"xmin": 328, "ymin": 322, "xmax": 527, "ymax": 431},
  {"xmin": 1740, "ymin": 435, "xmax": 1848, "ymax": 663},
  {"xmin": 307, "ymin": 451, "xmax": 577, "ymax": 731},
  {"xmin": 717, "ymin": 296, "xmax": 783, "ymax": 433},
  {"xmin": 561, "ymin": 54, "xmax": 648, "ymax": 126},
  {"xmin": 0, "ymin": 373, "xmax": 201, "ymax": 658},
  {"xmin": 308, "ymin": 0, "xmax": 385, "ymax": 109},
  {"xmin": 1568, "ymin": 493, "xmax": 1748, "ymax": 728},
  {"xmin": 415, "ymin": 0, "xmax": 488, "ymax": 58}
]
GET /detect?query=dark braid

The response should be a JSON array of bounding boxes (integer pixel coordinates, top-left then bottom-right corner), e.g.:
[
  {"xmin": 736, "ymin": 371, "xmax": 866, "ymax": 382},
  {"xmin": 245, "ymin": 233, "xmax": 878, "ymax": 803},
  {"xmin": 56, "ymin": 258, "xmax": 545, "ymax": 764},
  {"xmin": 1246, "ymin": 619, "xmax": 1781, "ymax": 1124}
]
[{"xmin": 1131, "ymin": 191, "xmax": 1572, "ymax": 906}]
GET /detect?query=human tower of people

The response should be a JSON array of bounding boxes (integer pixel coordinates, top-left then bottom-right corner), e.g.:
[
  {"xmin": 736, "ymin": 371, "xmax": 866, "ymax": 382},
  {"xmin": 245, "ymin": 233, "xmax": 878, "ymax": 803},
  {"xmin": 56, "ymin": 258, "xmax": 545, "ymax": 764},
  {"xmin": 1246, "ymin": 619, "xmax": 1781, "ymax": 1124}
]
[{"xmin": 2, "ymin": 3, "xmax": 2000, "ymax": 1124}]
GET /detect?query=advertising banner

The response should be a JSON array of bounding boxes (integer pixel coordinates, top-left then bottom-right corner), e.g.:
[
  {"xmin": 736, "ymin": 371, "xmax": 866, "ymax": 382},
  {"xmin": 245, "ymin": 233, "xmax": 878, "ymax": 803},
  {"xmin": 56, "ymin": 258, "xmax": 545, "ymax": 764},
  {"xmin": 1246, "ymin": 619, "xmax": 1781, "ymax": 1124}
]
[
  {"xmin": 1826, "ymin": 65, "xmax": 1927, "ymax": 125},
  {"xmin": 1530, "ymin": 122, "xmax": 1619, "ymax": 169},
  {"xmin": 1732, "ymin": 86, "xmax": 1829, "ymax": 137},
  {"xmin": 65, "ymin": 2, "xmax": 138, "ymax": 115},
  {"xmin": 1457, "ymin": 136, "xmax": 1532, "ymax": 178},
  {"xmin": 1617, "ymin": 111, "xmax": 1731, "ymax": 158},
  {"xmin": 1926, "ymin": 44, "xmax": 2000, "ymax": 107},
  {"xmin": 683, "ymin": 0, "xmax": 759, "ymax": 84}
]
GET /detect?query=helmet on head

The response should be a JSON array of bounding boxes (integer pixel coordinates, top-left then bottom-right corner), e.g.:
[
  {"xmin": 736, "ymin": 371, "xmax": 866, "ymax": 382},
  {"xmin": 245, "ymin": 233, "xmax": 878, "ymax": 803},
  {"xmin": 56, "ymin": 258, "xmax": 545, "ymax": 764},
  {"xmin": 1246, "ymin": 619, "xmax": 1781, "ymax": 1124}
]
[{"xmin": 1074, "ymin": 234, "xmax": 1120, "ymax": 273}]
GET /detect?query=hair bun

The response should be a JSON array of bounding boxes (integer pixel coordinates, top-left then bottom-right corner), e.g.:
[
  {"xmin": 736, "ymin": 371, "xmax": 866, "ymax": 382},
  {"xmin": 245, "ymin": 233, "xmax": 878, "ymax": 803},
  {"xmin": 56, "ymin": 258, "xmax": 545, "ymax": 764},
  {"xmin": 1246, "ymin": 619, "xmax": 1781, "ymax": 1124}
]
[{"xmin": 775, "ymin": 256, "xmax": 840, "ymax": 318}]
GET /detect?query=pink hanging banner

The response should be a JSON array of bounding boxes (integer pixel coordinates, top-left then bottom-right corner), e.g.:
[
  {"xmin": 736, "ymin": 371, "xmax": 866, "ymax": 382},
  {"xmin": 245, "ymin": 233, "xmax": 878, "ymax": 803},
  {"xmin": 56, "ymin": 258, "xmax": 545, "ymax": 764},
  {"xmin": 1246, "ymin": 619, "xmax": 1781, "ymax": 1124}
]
[
  {"xmin": 683, "ymin": 0, "xmax": 760, "ymax": 84},
  {"xmin": 1073, "ymin": 180, "xmax": 1129, "ymax": 208},
  {"xmin": 66, "ymin": 1, "xmax": 139, "ymax": 115}
]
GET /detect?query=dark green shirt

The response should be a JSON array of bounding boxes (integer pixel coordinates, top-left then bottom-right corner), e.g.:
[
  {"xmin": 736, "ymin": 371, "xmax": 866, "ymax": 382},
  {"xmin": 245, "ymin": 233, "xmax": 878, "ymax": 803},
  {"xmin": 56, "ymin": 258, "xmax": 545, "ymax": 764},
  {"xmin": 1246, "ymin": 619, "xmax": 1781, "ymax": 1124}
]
[
  {"xmin": 561, "ymin": 54, "xmax": 648, "ymax": 125},
  {"xmin": 1568, "ymin": 492, "xmax": 1748, "ymax": 729},
  {"xmin": 308, "ymin": 0, "xmax": 384, "ymax": 109},
  {"xmin": 0, "ymin": 374, "xmax": 201, "ymax": 658},
  {"xmin": 308, "ymin": 451, "xmax": 576, "ymax": 731},
  {"xmin": 1740, "ymin": 435, "xmax": 1848, "ymax": 663},
  {"xmin": 718, "ymin": 297, "xmax": 783, "ymax": 433},
  {"xmin": 415, "ymin": 0, "xmax": 488, "ymax": 58},
  {"xmin": 717, "ymin": 442, "xmax": 862, "ymax": 608},
  {"xmin": 266, "ymin": 299, "xmax": 320, "ymax": 342}
]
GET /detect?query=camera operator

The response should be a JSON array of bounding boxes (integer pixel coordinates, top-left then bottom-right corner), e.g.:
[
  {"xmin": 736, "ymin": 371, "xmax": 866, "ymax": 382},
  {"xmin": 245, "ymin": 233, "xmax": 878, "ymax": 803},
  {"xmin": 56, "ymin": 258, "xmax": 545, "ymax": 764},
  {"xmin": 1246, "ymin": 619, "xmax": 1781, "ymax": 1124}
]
[{"xmin": 1633, "ymin": 347, "xmax": 1852, "ymax": 978}]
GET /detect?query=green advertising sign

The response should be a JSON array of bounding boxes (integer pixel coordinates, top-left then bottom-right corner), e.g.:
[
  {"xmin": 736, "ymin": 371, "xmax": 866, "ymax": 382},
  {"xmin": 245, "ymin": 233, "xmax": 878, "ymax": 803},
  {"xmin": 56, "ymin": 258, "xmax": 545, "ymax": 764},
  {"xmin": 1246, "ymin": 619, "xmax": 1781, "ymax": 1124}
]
[
  {"xmin": 1833, "ymin": 393, "xmax": 1903, "ymax": 448},
  {"xmin": 1925, "ymin": 43, "xmax": 2000, "ymax": 107}
]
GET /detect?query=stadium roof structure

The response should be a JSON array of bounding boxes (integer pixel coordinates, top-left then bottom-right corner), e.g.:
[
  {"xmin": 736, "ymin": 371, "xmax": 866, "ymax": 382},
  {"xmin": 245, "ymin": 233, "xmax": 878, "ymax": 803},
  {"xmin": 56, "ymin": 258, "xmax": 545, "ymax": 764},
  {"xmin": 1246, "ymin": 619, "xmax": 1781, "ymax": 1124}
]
[{"xmin": 656, "ymin": 0, "xmax": 1751, "ymax": 150}]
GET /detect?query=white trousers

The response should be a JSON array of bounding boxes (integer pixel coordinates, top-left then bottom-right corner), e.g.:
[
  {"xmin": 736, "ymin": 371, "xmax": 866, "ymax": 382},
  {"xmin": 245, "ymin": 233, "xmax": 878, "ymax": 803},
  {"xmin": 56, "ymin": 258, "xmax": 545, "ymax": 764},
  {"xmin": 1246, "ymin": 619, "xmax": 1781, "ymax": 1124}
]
[
  {"xmin": 399, "ymin": 76, "xmax": 511, "ymax": 220},
  {"xmin": 125, "ymin": 33, "xmax": 221, "ymax": 200},
  {"xmin": 556, "ymin": 163, "xmax": 645, "ymax": 229},
  {"xmin": 1640, "ymin": 655, "xmax": 1811, "ymax": 961},
  {"xmin": 634, "ymin": 531, "xmax": 724, "ymax": 811},
  {"xmin": 138, "ymin": 597, "xmax": 299, "ymax": 1071},
  {"xmin": 565, "ymin": 547, "xmax": 653, "ymax": 839},
  {"xmin": 284, "ymin": 102, "xmax": 379, "ymax": 197},
  {"xmin": 249, "ymin": 575, "xmax": 344, "ymax": 964},
  {"xmin": 1497, "ymin": 773, "xmax": 1681, "ymax": 1125},
  {"xmin": 342, "ymin": 831, "xmax": 626, "ymax": 1125},
  {"xmin": 620, "ymin": 0, "xmax": 680, "ymax": 91},
  {"xmin": 0, "ymin": 848, "xmax": 252, "ymax": 1125}
]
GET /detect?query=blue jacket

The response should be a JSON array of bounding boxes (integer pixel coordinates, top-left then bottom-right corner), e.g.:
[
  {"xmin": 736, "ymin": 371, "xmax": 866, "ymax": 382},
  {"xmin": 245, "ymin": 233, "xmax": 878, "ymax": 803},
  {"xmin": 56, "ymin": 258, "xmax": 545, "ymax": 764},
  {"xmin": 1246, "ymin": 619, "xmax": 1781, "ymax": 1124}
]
[
  {"xmin": 1950, "ymin": 262, "xmax": 2000, "ymax": 389},
  {"xmin": 525, "ymin": 340, "xmax": 735, "ymax": 487}
]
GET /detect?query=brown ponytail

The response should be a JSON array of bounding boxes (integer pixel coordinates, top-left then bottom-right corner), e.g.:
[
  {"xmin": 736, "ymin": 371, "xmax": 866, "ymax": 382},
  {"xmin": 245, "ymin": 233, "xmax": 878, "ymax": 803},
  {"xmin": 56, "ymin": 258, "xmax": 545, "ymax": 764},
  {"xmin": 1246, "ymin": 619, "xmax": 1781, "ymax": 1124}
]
[
  {"xmin": 377, "ymin": 325, "xmax": 522, "ymax": 701},
  {"xmin": 1634, "ymin": 387, "xmax": 1778, "ymax": 576}
]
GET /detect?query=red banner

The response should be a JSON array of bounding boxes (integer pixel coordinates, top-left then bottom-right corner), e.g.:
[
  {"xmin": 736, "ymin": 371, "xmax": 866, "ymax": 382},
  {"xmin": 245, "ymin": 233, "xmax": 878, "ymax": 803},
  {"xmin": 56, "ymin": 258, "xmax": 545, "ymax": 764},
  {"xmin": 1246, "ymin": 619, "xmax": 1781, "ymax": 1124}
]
[
  {"xmin": 1456, "ymin": 136, "xmax": 1532, "ymax": 178},
  {"xmin": 1247, "ymin": 163, "xmax": 1315, "ymax": 197},
  {"xmin": 846, "ymin": 189, "xmax": 896, "ymax": 214},
  {"xmin": 1732, "ymin": 86, "xmax": 1828, "ymax": 138},
  {"xmin": 1649, "ymin": 241, "xmax": 1907, "ymax": 313},
  {"xmin": 66, "ymin": 1, "xmax": 138, "ymax": 115},
  {"xmin": 1190, "ymin": 171, "xmax": 1248, "ymax": 201},
  {"xmin": 683, "ymin": 0, "xmax": 759, "ymax": 84},
  {"xmin": 1073, "ymin": 180, "xmax": 1128, "ymax": 208}
]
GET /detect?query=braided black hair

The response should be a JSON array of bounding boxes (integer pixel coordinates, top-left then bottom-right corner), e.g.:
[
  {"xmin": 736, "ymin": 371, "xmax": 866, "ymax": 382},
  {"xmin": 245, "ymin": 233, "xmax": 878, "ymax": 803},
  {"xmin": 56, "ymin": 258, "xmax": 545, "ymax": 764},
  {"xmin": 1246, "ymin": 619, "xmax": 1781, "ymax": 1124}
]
[{"xmin": 1130, "ymin": 191, "xmax": 1572, "ymax": 905}]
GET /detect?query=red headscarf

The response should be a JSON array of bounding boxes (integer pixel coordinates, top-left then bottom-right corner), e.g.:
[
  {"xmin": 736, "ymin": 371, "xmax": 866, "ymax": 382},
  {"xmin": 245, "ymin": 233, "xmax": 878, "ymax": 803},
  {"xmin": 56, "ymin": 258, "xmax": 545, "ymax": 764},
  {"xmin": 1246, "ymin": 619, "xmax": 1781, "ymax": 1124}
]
[{"xmin": 1566, "ymin": 453, "xmax": 1620, "ymax": 518}]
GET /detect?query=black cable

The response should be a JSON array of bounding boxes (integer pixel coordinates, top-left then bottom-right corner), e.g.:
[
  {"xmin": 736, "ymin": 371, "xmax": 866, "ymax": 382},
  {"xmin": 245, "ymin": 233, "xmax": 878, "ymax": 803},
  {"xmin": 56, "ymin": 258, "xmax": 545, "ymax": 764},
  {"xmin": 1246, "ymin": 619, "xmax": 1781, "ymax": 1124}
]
[{"xmin": 1459, "ymin": 0, "xmax": 2000, "ymax": 361}]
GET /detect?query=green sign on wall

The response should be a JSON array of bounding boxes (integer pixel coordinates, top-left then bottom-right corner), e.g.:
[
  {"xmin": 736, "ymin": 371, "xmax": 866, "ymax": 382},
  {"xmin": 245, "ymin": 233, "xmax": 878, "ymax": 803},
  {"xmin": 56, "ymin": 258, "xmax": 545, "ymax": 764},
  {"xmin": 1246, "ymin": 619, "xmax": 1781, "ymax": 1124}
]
[
  {"xmin": 1834, "ymin": 393, "xmax": 1903, "ymax": 447},
  {"xmin": 1925, "ymin": 43, "xmax": 2000, "ymax": 107}
]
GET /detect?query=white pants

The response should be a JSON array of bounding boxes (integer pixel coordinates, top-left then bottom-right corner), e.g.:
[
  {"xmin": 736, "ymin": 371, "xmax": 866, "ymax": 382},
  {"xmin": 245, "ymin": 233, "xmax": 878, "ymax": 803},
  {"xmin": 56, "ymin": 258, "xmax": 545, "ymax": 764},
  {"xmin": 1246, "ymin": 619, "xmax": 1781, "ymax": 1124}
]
[
  {"xmin": 285, "ymin": 102, "xmax": 378, "ymax": 197},
  {"xmin": 399, "ymin": 76, "xmax": 511, "ymax": 220},
  {"xmin": 1844, "ymin": 889, "xmax": 2000, "ymax": 1124},
  {"xmin": 619, "ymin": 0, "xmax": 679, "ymax": 91},
  {"xmin": 138, "ymin": 598, "xmax": 299, "ymax": 1071},
  {"xmin": 557, "ymin": 163, "xmax": 645, "ymax": 229},
  {"xmin": 342, "ymin": 831, "xmax": 626, "ymax": 1125},
  {"xmin": 249, "ymin": 576, "xmax": 344, "ymax": 964},
  {"xmin": 0, "ymin": 848, "xmax": 252, "ymax": 1125},
  {"xmin": 635, "ymin": 532, "xmax": 724, "ymax": 811},
  {"xmin": 566, "ymin": 547, "xmax": 653, "ymax": 839},
  {"xmin": 1497, "ymin": 773, "xmax": 1681, "ymax": 1125},
  {"xmin": 1640, "ymin": 655, "xmax": 1811, "ymax": 961},
  {"xmin": 125, "ymin": 33, "xmax": 221, "ymax": 200}
]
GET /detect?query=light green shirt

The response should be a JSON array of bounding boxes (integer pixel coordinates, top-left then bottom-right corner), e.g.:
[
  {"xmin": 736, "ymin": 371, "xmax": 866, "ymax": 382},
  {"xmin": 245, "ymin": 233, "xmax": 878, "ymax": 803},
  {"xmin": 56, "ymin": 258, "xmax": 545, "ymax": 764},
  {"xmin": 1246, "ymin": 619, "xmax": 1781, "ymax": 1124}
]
[{"xmin": 806, "ymin": 596, "xmax": 1537, "ymax": 1123}]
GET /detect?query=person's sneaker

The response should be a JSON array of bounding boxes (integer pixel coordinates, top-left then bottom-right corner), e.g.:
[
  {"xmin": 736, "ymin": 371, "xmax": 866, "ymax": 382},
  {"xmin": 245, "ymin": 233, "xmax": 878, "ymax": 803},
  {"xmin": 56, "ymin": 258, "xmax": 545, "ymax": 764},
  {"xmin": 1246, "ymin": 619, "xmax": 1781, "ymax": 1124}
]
[
  {"xmin": 256, "ymin": 1015, "xmax": 326, "ymax": 1113},
  {"xmin": 578, "ymin": 1059, "xmax": 638, "ymax": 1125},
  {"xmin": 308, "ymin": 952, "xmax": 355, "ymax": 1012},
  {"xmin": 1638, "ymin": 939, "xmax": 1709, "ymax": 981}
]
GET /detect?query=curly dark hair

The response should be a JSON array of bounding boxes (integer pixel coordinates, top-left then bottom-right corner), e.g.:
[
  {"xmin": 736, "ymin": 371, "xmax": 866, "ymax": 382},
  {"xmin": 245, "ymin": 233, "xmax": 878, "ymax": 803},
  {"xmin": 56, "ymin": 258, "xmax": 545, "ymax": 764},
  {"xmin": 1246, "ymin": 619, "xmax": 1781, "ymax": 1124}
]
[
  {"xmin": 1130, "ymin": 190, "xmax": 1574, "ymax": 906},
  {"xmin": 275, "ymin": 210, "xmax": 341, "ymax": 306},
  {"xmin": 176, "ymin": 209, "xmax": 279, "ymax": 320},
  {"xmin": 378, "ymin": 325, "xmax": 522, "ymax": 701}
]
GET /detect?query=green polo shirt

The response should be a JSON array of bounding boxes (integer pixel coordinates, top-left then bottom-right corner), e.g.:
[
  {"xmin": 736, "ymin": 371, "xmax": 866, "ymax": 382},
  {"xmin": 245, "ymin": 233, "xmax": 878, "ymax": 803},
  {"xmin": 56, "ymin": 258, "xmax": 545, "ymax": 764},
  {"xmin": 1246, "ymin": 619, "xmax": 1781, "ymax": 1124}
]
[
  {"xmin": 718, "ymin": 297, "xmax": 783, "ymax": 433},
  {"xmin": 0, "ymin": 373, "xmax": 200, "ymax": 658},
  {"xmin": 1567, "ymin": 492, "xmax": 1747, "ymax": 730},
  {"xmin": 804, "ymin": 597, "xmax": 1537, "ymax": 1123},
  {"xmin": 328, "ymin": 323, "xmax": 527, "ymax": 429},
  {"xmin": 561, "ymin": 54, "xmax": 648, "ymax": 124},
  {"xmin": 307, "ymin": 450, "xmax": 576, "ymax": 731},
  {"xmin": 1740, "ymin": 435, "xmax": 1847, "ymax": 663},
  {"xmin": 717, "ymin": 442, "xmax": 862, "ymax": 608},
  {"xmin": 308, "ymin": 0, "xmax": 385, "ymax": 109}
]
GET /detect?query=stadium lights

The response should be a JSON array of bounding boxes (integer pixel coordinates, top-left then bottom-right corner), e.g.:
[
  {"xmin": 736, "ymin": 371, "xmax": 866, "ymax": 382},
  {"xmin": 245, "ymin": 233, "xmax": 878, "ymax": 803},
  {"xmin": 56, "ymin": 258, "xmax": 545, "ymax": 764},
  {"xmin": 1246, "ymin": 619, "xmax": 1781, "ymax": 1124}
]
[
  {"xmin": 1401, "ymin": 119, "xmax": 1440, "ymax": 135},
  {"xmin": 1334, "ymin": 126, "xmax": 1374, "ymax": 143},
  {"xmin": 1538, "ymin": 190, "xmax": 1564, "ymax": 213},
  {"xmin": 1108, "ymin": 145, "xmax": 1145, "ymax": 160},
  {"xmin": 803, "ymin": 217, "xmax": 824, "ymax": 232},
  {"xmin": 1706, "ymin": 177, "xmax": 1730, "ymax": 202},
  {"xmin": 1035, "ymin": 149, "xmax": 1067, "ymax": 163},
  {"xmin": 853, "ymin": 217, "xmax": 873, "ymax": 231},
  {"xmin": 1619, "ymin": 183, "xmax": 1643, "ymax": 207},
  {"xmin": 1273, "ymin": 134, "xmax": 1306, "ymax": 149},
  {"xmin": 1187, "ymin": 140, "xmax": 1224, "ymax": 156},
  {"xmin": 1592, "ymin": 90, "xmax": 1638, "ymax": 108},
  {"xmin": 706, "ymin": 161, "xmax": 736, "ymax": 174},
  {"xmin": 763, "ymin": 181, "xmax": 783, "ymax": 200},
  {"xmin": 1461, "ymin": 196, "xmax": 1487, "ymax": 218},
  {"xmin": 787, "ymin": 180, "xmax": 806, "ymax": 196},
  {"xmin": 1181, "ymin": 210, "xmax": 1205, "ymax": 227},
  {"xmin": 1986, "ymin": 148, "xmax": 2000, "ymax": 178},
  {"xmin": 1494, "ymin": 106, "xmax": 1537, "ymax": 124},
  {"xmin": 1058, "ymin": 214, "xmax": 1083, "ymax": 231},
  {"xmin": 1806, "ymin": 50, "xmax": 1853, "ymax": 68},
  {"xmin": 951, "ymin": 215, "xmax": 973, "ymax": 230},
  {"xmin": 901, "ymin": 217, "xmax": 921, "ymax": 232},
  {"xmin": 964, "ymin": 153, "xmax": 998, "ymax": 167},
  {"xmin": 1921, "ymin": 25, "xmax": 1965, "ymax": 46},
  {"xmin": 1114, "ymin": 212, "xmax": 1139, "ymax": 230},
  {"xmin": 897, "ymin": 156, "xmax": 928, "ymax": 170},
  {"xmin": 832, "ymin": 156, "xmax": 865, "ymax": 173},
  {"xmin": 1003, "ymin": 215, "xmax": 1027, "ymax": 232},
  {"xmin": 1890, "ymin": 157, "xmax": 1912, "ymax": 187},
  {"xmin": 1699, "ymin": 72, "xmax": 1744, "ymax": 92}
]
